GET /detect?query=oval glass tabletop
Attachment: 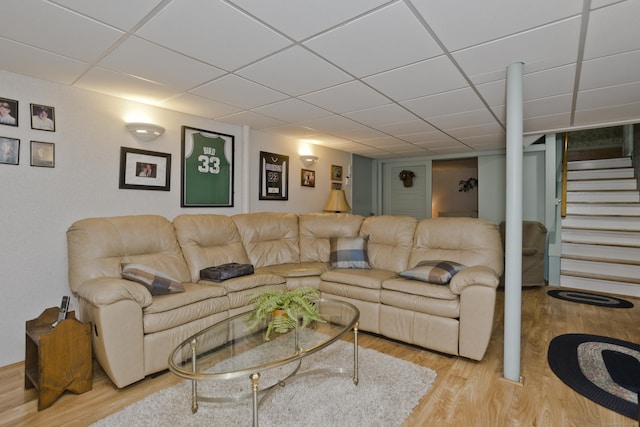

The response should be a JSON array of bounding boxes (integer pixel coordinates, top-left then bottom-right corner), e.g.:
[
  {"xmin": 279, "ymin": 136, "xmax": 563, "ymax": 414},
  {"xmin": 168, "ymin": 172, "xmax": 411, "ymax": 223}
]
[{"xmin": 168, "ymin": 298, "xmax": 360, "ymax": 381}]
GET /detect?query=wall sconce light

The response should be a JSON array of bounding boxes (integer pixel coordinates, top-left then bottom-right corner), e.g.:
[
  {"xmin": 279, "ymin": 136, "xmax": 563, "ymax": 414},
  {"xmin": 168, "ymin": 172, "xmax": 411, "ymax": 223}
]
[
  {"xmin": 125, "ymin": 122, "xmax": 165, "ymax": 142},
  {"xmin": 300, "ymin": 155, "xmax": 318, "ymax": 167}
]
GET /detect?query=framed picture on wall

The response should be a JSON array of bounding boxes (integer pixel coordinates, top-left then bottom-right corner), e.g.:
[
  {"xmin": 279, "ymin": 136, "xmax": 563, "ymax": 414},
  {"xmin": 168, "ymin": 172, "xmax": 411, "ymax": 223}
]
[
  {"xmin": 30, "ymin": 141, "xmax": 54, "ymax": 168},
  {"xmin": 0, "ymin": 137, "xmax": 19, "ymax": 165},
  {"xmin": 0, "ymin": 97, "xmax": 18, "ymax": 127},
  {"xmin": 331, "ymin": 164, "xmax": 343, "ymax": 181},
  {"xmin": 259, "ymin": 151, "xmax": 288, "ymax": 200},
  {"xmin": 181, "ymin": 125, "xmax": 234, "ymax": 207},
  {"xmin": 119, "ymin": 147, "xmax": 171, "ymax": 191},
  {"xmin": 301, "ymin": 169, "xmax": 315, "ymax": 187},
  {"xmin": 30, "ymin": 104, "xmax": 55, "ymax": 132}
]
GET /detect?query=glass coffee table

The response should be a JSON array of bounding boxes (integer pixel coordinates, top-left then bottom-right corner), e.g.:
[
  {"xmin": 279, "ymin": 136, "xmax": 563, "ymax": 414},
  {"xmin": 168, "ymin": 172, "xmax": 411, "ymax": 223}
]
[{"xmin": 168, "ymin": 299, "xmax": 360, "ymax": 426}]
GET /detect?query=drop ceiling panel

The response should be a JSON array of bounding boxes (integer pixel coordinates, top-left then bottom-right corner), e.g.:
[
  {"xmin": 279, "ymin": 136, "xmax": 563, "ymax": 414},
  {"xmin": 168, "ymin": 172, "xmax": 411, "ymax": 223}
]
[
  {"xmin": 412, "ymin": 0, "xmax": 583, "ymax": 51},
  {"xmin": 577, "ymin": 82, "xmax": 640, "ymax": 111},
  {"xmin": 363, "ymin": 55, "xmax": 468, "ymax": 102},
  {"xmin": 583, "ymin": 1, "xmax": 640, "ymax": 60},
  {"xmin": 0, "ymin": 0, "xmax": 123, "ymax": 62},
  {"xmin": 300, "ymin": 81, "xmax": 390, "ymax": 113},
  {"xmin": 98, "ymin": 36, "xmax": 226, "ymax": 90},
  {"xmin": 452, "ymin": 17, "xmax": 582, "ymax": 84},
  {"xmin": 50, "ymin": 0, "xmax": 163, "ymax": 31},
  {"xmin": 191, "ymin": 75, "xmax": 288, "ymax": 109},
  {"xmin": 236, "ymin": 46, "xmax": 352, "ymax": 96},
  {"xmin": 401, "ymin": 87, "xmax": 485, "ymax": 119},
  {"xmin": 252, "ymin": 98, "xmax": 332, "ymax": 123},
  {"xmin": 160, "ymin": 93, "xmax": 242, "ymax": 119},
  {"xmin": 580, "ymin": 49, "xmax": 640, "ymax": 91},
  {"xmin": 299, "ymin": 115, "xmax": 367, "ymax": 133},
  {"xmin": 343, "ymin": 104, "xmax": 419, "ymax": 127},
  {"xmin": 217, "ymin": 110, "xmax": 286, "ymax": 129},
  {"xmin": 574, "ymin": 102, "xmax": 640, "ymax": 126},
  {"xmin": 0, "ymin": 38, "xmax": 88, "ymax": 85},
  {"xmin": 305, "ymin": 2, "xmax": 442, "ymax": 77},
  {"xmin": 137, "ymin": 0, "xmax": 291, "ymax": 71},
  {"xmin": 376, "ymin": 120, "xmax": 438, "ymax": 135},
  {"xmin": 227, "ymin": 0, "xmax": 390, "ymax": 41},
  {"xmin": 74, "ymin": 67, "xmax": 181, "ymax": 104}
]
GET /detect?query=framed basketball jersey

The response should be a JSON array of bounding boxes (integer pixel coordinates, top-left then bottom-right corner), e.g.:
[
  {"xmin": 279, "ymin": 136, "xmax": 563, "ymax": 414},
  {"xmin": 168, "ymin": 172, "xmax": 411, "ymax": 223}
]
[
  {"xmin": 259, "ymin": 151, "xmax": 289, "ymax": 200},
  {"xmin": 181, "ymin": 126, "xmax": 234, "ymax": 207}
]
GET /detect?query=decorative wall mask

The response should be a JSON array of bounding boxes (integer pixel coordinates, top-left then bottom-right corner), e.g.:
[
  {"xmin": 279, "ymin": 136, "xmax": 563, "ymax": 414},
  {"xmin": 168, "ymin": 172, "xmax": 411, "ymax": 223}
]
[{"xmin": 399, "ymin": 170, "xmax": 415, "ymax": 187}]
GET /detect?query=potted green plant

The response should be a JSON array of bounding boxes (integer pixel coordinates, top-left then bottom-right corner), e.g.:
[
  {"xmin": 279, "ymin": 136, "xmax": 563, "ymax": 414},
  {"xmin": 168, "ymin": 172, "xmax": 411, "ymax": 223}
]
[{"xmin": 247, "ymin": 286, "xmax": 325, "ymax": 340}]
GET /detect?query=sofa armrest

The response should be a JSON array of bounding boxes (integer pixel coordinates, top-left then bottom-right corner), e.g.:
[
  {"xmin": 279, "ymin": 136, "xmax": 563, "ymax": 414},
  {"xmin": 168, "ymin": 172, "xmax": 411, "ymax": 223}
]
[
  {"xmin": 75, "ymin": 277, "xmax": 153, "ymax": 308},
  {"xmin": 449, "ymin": 265, "xmax": 500, "ymax": 295}
]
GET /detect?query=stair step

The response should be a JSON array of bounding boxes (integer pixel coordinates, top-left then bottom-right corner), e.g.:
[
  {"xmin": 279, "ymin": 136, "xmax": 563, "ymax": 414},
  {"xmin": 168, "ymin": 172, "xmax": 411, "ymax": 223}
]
[
  {"xmin": 566, "ymin": 191, "xmax": 639, "ymax": 203},
  {"xmin": 562, "ymin": 228, "xmax": 640, "ymax": 247},
  {"xmin": 561, "ymin": 258, "xmax": 640, "ymax": 280},
  {"xmin": 562, "ymin": 242, "xmax": 640, "ymax": 263},
  {"xmin": 567, "ymin": 168, "xmax": 635, "ymax": 180},
  {"xmin": 566, "ymin": 179, "xmax": 637, "ymax": 191},
  {"xmin": 562, "ymin": 215, "xmax": 640, "ymax": 231},
  {"xmin": 567, "ymin": 157, "xmax": 632, "ymax": 170},
  {"xmin": 566, "ymin": 203, "xmax": 640, "ymax": 216},
  {"xmin": 559, "ymin": 275, "xmax": 640, "ymax": 297}
]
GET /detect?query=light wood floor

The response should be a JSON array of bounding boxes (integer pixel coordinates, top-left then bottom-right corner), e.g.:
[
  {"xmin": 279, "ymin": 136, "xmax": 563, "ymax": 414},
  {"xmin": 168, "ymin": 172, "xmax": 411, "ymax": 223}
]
[{"xmin": 1, "ymin": 286, "xmax": 638, "ymax": 427}]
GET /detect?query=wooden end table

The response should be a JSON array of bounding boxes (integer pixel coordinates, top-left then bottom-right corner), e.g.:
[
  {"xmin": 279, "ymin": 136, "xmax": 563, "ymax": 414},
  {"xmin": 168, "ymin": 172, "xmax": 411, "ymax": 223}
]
[{"xmin": 25, "ymin": 307, "xmax": 92, "ymax": 410}]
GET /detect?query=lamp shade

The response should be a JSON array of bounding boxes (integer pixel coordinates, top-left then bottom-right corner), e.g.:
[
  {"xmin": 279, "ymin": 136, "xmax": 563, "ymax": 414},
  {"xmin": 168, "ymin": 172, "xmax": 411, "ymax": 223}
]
[{"xmin": 323, "ymin": 189, "xmax": 351, "ymax": 212}]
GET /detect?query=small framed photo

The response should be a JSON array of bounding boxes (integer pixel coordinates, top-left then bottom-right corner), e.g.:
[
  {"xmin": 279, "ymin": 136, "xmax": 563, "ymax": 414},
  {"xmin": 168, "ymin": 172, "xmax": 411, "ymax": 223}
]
[
  {"xmin": 332, "ymin": 182, "xmax": 342, "ymax": 190},
  {"xmin": 30, "ymin": 104, "xmax": 55, "ymax": 132},
  {"xmin": 331, "ymin": 164, "xmax": 343, "ymax": 181},
  {"xmin": 30, "ymin": 141, "xmax": 55, "ymax": 168},
  {"xmin": 0, "ymin": 97, "xmax": 18, "ymax": 127},
  {"xmin": 301, "ymin": 169, "xmax": 315, "ymax": 187},
  {"xmin": 0, "ymin": 137, "xmax": 19, "ymax": 165},
  {"xmin": 119, "ymin": 146, "xmax": 171, "ymax": 191}
]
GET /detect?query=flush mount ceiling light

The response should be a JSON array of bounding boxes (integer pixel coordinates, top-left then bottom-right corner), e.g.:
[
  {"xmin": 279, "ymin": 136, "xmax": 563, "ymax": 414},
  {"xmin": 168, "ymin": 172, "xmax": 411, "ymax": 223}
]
[
  {"xmin": 300, "ymin": 155, "xmax": 318, "ymax": 167},
  {"xmin": 125, "ymin": 122, "xmax": 165, "ymax": 142}
]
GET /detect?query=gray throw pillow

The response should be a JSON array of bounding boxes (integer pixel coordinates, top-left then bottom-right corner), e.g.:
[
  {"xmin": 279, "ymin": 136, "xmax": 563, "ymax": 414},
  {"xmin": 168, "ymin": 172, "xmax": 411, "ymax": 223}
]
[
  {"xmin": 400, "ymin": 260, "xmax": 466, "ymax": 284},
  {"xmin": 121, "ymin": 263, "xmax": 185, "ymax": 296}
]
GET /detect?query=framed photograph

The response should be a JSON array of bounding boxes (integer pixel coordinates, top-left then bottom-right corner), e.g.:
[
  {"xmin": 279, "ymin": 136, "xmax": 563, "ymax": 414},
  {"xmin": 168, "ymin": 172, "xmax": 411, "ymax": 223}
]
[
  {"xmin": 331, "ymin": 164, "xmax": 343, "ymax": 181},
  {"xmin": 259, "ymin": 151, "xmax": 289, "ymax": 200},
  {"xmin": 301, "ymin": 169, "xmax": 315, "ymax": 187},
  {"xmin": 0, "ymin": 137, "xmax": 19, "ymax": 165},
  {"xmin": 332, "ymin": 182, "xmax": 342, "ymax": 190},
  {"xmin": 30, "ymin": 141, "xmax": 54, "ymax": 168},
  {"xmin": 0, "ymin": 97, "xmax": 18, "ymax": 127},
  {"xmin": 119, "ymin": 146, "xmax": 171, "ymax": 191},
  {"xmin": 181, "ymin": 126, "xmax": 234, "ymax": 207},
  {"xmin": 30, "ymin": 104, "xmax": 55, "ymax": 132}
]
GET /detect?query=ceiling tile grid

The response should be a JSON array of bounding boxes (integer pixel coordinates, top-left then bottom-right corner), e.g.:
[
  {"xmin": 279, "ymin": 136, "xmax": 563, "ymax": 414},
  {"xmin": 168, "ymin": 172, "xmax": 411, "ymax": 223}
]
[{"xmin": 0, "ymin": 0, "xmax": 638, "ymax": 159}]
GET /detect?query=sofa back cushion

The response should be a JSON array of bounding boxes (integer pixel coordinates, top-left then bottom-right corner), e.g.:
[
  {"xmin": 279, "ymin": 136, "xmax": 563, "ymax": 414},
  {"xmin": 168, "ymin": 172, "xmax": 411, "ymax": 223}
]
[
  {"xmin": 359, "ymin": 215, "xmax": 417, "ymax": 273},
  {"xmin": 233, "ymin": 212, "xmax": 300, "ymax": 268},
  {"xmin": 298, "ymin": 213, "xmax": 364, "ymax": 262},
  {"xmin": 173, "ymin": 214, "xmax": 251, "ymax": 283},
  {"xmin": 66, "ymin": 215, "xmax": 191, "ymax": 294},
  {"xmin": 409, "ymin": 217, "xmax": 504, "ymax": 276}
]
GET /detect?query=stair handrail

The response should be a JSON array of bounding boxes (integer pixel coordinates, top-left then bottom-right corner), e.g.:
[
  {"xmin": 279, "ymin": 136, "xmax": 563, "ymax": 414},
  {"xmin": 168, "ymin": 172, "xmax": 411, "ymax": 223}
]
[{"xmin": 561, "ymin": 132, "xmax": 568, "ymax": 218}]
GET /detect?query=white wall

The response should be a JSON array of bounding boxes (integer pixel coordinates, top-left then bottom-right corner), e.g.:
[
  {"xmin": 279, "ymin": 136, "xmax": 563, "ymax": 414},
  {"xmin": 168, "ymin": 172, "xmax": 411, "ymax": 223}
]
[{"xmin": 0, "ymin": 70, "xmax": 350, "ymax": 367}]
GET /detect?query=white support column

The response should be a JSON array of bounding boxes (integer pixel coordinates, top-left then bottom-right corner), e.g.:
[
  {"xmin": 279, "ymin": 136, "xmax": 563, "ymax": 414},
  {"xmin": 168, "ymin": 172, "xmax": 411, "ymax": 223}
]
[{"xmin": 503, "ymin": 62, "xmax": 524, "ymax": 384}]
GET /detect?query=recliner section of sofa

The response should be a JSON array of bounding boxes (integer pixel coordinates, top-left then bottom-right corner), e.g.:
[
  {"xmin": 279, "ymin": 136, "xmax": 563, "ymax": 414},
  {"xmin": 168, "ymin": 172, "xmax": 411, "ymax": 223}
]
[{"xmin": 67, "ymin": 212, "xmax": 503, "ymax": 388}]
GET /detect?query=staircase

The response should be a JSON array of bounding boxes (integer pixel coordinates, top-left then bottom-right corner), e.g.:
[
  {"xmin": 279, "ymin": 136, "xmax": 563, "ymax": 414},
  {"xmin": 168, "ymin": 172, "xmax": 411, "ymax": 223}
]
[{"xmin": 560, "ymin": 157, "xmax": 640, "ymax": 297}]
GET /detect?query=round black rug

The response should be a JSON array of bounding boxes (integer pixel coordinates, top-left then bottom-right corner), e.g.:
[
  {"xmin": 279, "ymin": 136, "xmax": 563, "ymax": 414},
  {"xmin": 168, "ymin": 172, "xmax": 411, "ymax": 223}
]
[
  {"xmin": 548, "ymin": 289, "xmax": 634, "ymax": 308},
  {"xmin": 548, "ymin": 334, "xmax": 640, "ymax": 420}
]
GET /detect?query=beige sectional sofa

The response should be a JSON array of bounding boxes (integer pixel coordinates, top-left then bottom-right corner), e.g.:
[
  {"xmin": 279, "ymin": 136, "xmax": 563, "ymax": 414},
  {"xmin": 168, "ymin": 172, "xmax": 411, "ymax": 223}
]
[{"xmin": 66, "ymin": 212, "xmax": 503, "ymax": 388}]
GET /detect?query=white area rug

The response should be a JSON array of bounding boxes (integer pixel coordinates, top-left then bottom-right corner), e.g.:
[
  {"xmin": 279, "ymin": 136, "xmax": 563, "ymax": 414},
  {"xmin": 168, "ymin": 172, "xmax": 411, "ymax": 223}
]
[{"xmin": 92, "ymin": 340, "xmax": 436, "ymax": 427}]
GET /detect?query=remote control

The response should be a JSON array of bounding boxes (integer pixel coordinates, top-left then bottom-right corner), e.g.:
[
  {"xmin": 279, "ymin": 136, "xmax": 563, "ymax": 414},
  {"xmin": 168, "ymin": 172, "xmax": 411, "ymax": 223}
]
[{"xmin": 52, "ymin": 296, "xmax": 70, "ymax": 327}]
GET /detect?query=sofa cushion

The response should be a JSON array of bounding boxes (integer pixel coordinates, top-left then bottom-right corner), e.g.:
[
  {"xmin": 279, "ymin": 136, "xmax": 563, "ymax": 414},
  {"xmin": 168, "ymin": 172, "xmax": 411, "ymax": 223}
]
[
  {"xmin": 359, "ymin": 215, "xmax": 416, "ymax": 273},
  {"xmin": 121, "ymin": 263, "xmax": 185, "ymax": 295},
  {"xmin": 321, "ymin": 268, "xmax": 396, "ymax": 290},
  {"xmin": 329, "ymin": 236, "xmax": 370, "ymax": 269},
  {"xmin": 382, "ymin": 277, "xmax": 458, "ymax": 300},
  {"xmin": 233, "ymin": 212, "xmax": 300, "ymax": 268},
  {"xmin": 399, "ymin": 260, "xmax": 466, "ymax": 284},
  {"xmin": 298, "ymin": 213, "xmax": 364, "ymax": 262}
]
